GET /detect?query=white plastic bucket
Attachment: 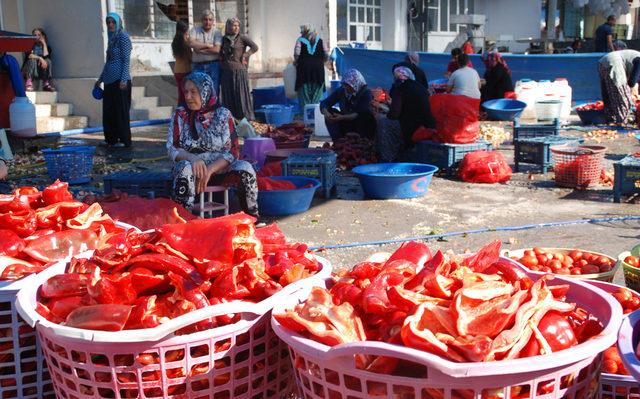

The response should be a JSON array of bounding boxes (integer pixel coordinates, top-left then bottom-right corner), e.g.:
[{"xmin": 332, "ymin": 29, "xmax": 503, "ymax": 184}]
[
  {"xmin": 313, "ymin": 104, "xmax": 330, "ymax": 137},
  {"xmin": 554, "ymin": 78, "xmax": 572, "ymax": 118},
  {"xmin": 283, "ymin": 63, "xmax": 297, "ymax": 99},
  {"xmin": 9, "ymin": 96, "xmax": 36, "ymax": 137}
]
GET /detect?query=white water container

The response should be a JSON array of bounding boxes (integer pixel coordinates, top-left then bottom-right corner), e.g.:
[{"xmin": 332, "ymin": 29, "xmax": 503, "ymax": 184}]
[
  {"xmin": 303, "ymin": 103, "xmax": 316, "ymax": 126},
  {"xmin": 553, "ymin": 78, "xmax": 572, "ymax": 118},
  {"xmin": 313, "ymin": 104, "xmax": 330, "ymax": 137},
  {"xmin": 283, "ymin": 64, "xmax": 297, "ymax": 99},
  {"xmin": 9, "ymin": 97, "xmax": 36, "ymax": 137},
  {"xmin": 515, "ymin": 79, "xmax": 539, "ymax": 120}
]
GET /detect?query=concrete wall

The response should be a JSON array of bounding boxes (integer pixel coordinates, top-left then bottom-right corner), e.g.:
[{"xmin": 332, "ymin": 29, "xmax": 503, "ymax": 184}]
[
  {"xmin": 247, "ymin": 0, "xmax": 330, "ymax": 74},
  {"xmin": 475, "ymin": 0, "xmax": 542, "ymax": 53},
  {"xmin": 131, "ymin": 40, "xmax": 174, "ymax": 74},
  {"xmin": 21, "ymin": 0, "xmax": 107, "ymax": 78},
  {"xmin": 55, "ymin": 78, "xmax": 102, "ymax": 126},
  {"xmin": 381, "ymin": 0, "xmax": 408, "ymax": 51},
  {"xmin": 1, "ymin": 0, "xmax": 25, "ymax": 62}
]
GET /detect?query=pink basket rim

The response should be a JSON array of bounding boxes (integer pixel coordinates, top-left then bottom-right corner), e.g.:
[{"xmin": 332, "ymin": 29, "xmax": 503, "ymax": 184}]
[
  {"xmin": 16, "ymin": 253, "xmax": 331, "ymax": 343},
  {"xmin": 618, "ymin": 309, "xmax": 640, "ymax": 382},
  {"xmin": 271, "ymin": 255, "xmax": 623, "ymax": 378},
  {"xmin": 550, "ymin": 145, "xmax": 607, "ymax": 156}
]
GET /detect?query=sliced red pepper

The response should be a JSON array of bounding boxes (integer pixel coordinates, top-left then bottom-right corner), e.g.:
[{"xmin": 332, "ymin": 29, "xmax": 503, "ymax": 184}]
[
  {"xmin": 255, "ymin": 223, "xmax": 286, "ymax": 247},
  {"xmin": 462, "ymin": 240, "xmax": 502, "ymax": 272},
  {"xmin": 0, "ymin": 229, "xmax": 25, "ymax": 257},
  {"xmin": 384, "ymin": 241, "xmax": 432, "ymax": 269},
  {"xmin": 157, "ymin": 212, "xmax": 259, "ymax": 263},
  {"xmin": 129, "ymin": 267, "xmax": 171, "ymax": 296},
  {"xmin": 118, "ymin": 253, "xmax": 204, "ymax": 286},
  {"xmin": 124, "ymin": 296, "xmax": 161, "ymax": 330},
  {"xmin": 0, "ymin": 257, "xmax": 43, "ymax": 281},
  {"xmin": 330, "ymin": 280, "xmax": 363, "ymax": 307},
  {"xmin": 88, "ymin": 273, "xmax": 137, "ymax": 305},
  {"xmin": 65, "ymin": 203, "xmax": 111, "ymax": 230},
  {"xmin": 49, "ymin": 296, "xmax": 88, "ymax": 320},
  {"xmin": 35, "ymin": 201, "xmax": 88, "ymax": 229},
  {"xmin": 42, "ymin": 179, "xmax": 74, "ymax": 205},
  {"xmin": 405, "ymin": 250, "xmax": 446, "ymax": 291},
  {"xmin": 64, "ymin": 304, "xmax": 132, "ymax": 331},
  {"xmin": 0, "ymin": 209, "xmax": 37, "ymax": 237},
  {"xmin": 362, "ymin": 272, "xmax": 405, "ymax": 314},
  {"xmin": 40, "ymin": 274, "xmax": 90, "ymax": 299},
  {"xmin": 387, "ymin": 285, "xmax": 450, "ymax": 313},
  {"xmin": 349, "ymin": 261, "xmax": 382, "ymax": 281},
  {"xmin": 23, "ymin": 228, "xmax": 100, "ymax": 263}
]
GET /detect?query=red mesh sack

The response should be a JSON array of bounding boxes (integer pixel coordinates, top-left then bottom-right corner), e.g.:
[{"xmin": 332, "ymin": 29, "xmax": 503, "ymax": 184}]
[
  {"xmin": 459, "ymin": 150, "xmax": 512, "ymax": 184},
  {"xmin": 411, "ymin": 126, "xmax": 436, "ymax": 142},
  {"xmin": 100, "ymin": 196, "xmax": 197, "ymax": 230},
  {"xmin": 429, "ymin": 93, "xmax": 480, "ymax": 144},
  {"xmin": 257, "ymin": 177, "xmax": 297, "ymax": 191}
]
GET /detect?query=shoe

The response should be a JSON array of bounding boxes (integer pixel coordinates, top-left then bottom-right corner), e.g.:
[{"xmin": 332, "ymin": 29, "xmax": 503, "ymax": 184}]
[
  {"xmin": 25, "ymin": 79, "xmax": 33, "ymax": 91},
  {"xmin": 255, "ymin": 221, "xmax": 267, "ymax": 228},
  {"xmin": 42, "ymin": 81, "xmax": 55, "ymax": 92},
  {"xmin": 113, "ymin": 142, "xmax": 126, "ymax": 148}
]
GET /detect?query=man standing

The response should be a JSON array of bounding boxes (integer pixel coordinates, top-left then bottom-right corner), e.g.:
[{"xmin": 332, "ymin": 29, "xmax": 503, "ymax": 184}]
[
  {"xmin": 190, "ymin": 10, "xmax": 222, "ymax": 91},
  {"xmin": 595, "ymin": 15, "xmax": 616, "ymax": 53}
]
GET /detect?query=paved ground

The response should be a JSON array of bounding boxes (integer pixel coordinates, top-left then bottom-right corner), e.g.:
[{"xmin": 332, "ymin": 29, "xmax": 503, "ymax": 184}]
[{"xmin": 8, "ymin": 119, "xmax": 640, "ymax": 285}]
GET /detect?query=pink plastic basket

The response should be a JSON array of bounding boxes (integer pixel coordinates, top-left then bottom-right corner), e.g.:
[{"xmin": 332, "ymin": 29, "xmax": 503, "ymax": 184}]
[
  {"xmin": 0, "ymin": 221, "xmax": 138, "ymax": 399},
  {"xmin": 16, "ymin": 254, "xmax": 331, "ymax": 399},
  {"xmin": 618, "ymin": 309, "xmax": 640, "ymax": 383},
  {"xmin": 272, "ymin": 257, "xmax": 623, "ymax": 399},
  {"xmin": 584, "ymin": 280, "xmax": 640, "ymax": 399}
]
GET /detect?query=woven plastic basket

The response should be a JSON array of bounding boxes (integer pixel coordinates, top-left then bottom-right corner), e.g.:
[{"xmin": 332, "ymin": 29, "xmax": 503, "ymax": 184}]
[
  {"xmin": 503, "ymin": 248, "xmax": 620, "ymax": 282},
  {"xmin": 0, "ymin": 221, "xmax": 138, "ymax": 399},
  {"xmin": 618, "ymin": 309, "xmax": 640, "ymax": 383},
  {"xmin": 16, "ymin": 255, "xmax": 331, "ymax": 399},
  {"xmin": 272, "ymin": 256, "xmax": 623, "ymax": 399},
  {"xmin": 617, "ymin": 245, "xmax": 640, "ymax": 292},
  {"xmin": 551, "ymin": 145, "xmax": 606, "ymax": 189},
  {"xmin": 584, "ymin": 280, "xmax": 640, "ymax": 399},
  {"xmin": 41, "ymin": 146, "xmax": 96, "ymax": 185}
]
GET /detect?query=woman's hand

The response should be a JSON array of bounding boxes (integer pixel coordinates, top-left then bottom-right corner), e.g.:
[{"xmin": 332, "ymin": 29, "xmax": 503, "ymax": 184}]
[
  {"xmin": 38, "ymin": 58, "xmax": 48, "ymax": 69},
  {"xmin": 119, "ymin": 81, "xmax": 128, "ymax": 90},
  {"xmin": 190, "ymin": 156, "xmax": 208, "ymax": 194},
  {"xmin": 94, "ymin": 80, "xmax": 102, "ymax": 89}
]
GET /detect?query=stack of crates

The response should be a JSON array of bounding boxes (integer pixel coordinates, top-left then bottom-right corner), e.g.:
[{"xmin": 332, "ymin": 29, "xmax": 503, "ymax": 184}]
[
  {"xmin": 103, "ymin": 171, "xmax": 173, "ymax": 198},
  {"xmin": 408, "ymin": 140, "xmax": 492, "ymax": 175},
  {"xmin": 512, "ymin": 117, "xmax": 562, "ymax": 173},
  {"xmin": 613, "ymin": 155, "xmax": 640, "ymax": 202},
  {"xmin": 282, "ymin": 151, "xmax": 337, "ymax": 198},
  {"xmin": 514, "ymin": 136, "xmax": 584, "ymax": 174}
]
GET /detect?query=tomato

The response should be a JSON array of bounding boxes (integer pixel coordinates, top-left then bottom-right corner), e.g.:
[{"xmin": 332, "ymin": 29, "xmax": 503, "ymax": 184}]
[
  {"xmin": 537, "ymin": 311, "xmax": 578, "ymax": 352},
  {"xmin": 524, "ymin": 250, "xmax": 536, "ymax": 258},
  {"xmin": 570, "ymin": 267, "xmax": 582, "ymax": 275},
  {"xmin": 569, "ymin": 250, "xmax": 583, "ymax": 261},
  {"xmin": 557, "ymin": 267, "xmax": 571, "ymax": 275},
  {"xmin": 541, "ymin": 266, "xmax": 552, "ymax": 273},
  {"xmin": 595, "ymin": 256, "xmax": 611, "ymax": 266},
  {"xmin": 624, "ymin": 255, "xmax": 639, "ymax": 267},
  {"xmin": 562, "ymin": 256, "xmax": 574, "ymax": 268},
  {"xmin": 599, "ymin": 264, "xmax": 612, "ymax": 273},
  {"xmin": 548, "ymin": 259, "xmax": 563, "ymax": 271},
  {"xmin": 603, "ymin": 359, "xmax": 618, "ymax": 374},
  {"xmin": 581, "ymin": 264, "xmax": 600, "ymax": 274},
  {"xmin": 553, "ymin": 253, "xmax": 565, "ymax": 262},
  {"xmin": 577, "ymin": 259, "xmax": 589, "ymax": 268},
  {"xmin": 520, "ymin": 256, "xmax": 538, "ymax": 268},
  {"xmin": 533, "ymin": 247, "xmax": 545, "ymax": 256},
  {"xmin": 629, "ymin": 296, "xmax": 640, "ymax": 310}
]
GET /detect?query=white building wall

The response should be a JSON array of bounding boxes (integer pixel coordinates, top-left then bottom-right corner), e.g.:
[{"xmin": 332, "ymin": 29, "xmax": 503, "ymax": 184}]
[
  {"xmin": 475, "ymin": 0, "xmax": 541, "ymax": 53},
  {"xmin": 381, "ymin": 0, "xmax": 408, "ymax": 51},
  {"xmin": 131, "ymin": 40, "xmax": 174, "ymax": 74}
]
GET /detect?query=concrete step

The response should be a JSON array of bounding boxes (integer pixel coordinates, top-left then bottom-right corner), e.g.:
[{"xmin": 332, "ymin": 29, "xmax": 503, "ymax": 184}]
[
  {"xmin": 131, "ymin": 96, "xmax": 159, "ymax": 109},
  {"xmin": 130, "ymin": 106, "xmax": 174, "ymax": 121},
  {"xmin": 35, "ymin": 103, "xmax": 74, "ymax": 117},
  {"xmin": 131, "ymin": 86, "xmax": 146, "ymax": 98},
  {"xmin": 36, "ymin": 115, "xmax": 88, "ymax": 133},
  {"xmin": 26, "ymin": 91, "xmax": 58, "ymax": 104}
]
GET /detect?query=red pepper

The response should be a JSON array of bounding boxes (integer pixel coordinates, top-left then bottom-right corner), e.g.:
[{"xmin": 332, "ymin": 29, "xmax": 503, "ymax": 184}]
[
  {"xmin": 462, "ymin": 239, "xmax": 501, "ymax": 272},
  {"xmin": 41, "ymin": 274, "xmax": 90, "ymax": 299},
  {"xmin": 49, "ymin": 296, "xmax": 89, "ymax": 320},
  {"xmin": 124, "ymin": 296, "xmax": 161, "ymax": 330},
  {"xmin": 64, "ymin": 304, "xmax": 132, "ymax": 331},
  {"xmin": 23, "ymin": 228, "xmax": 100, "ymax": 263},
  {"xmin": 42, "ymin": 179, "xmax": 74, "ymax": 205},
  {"xmin": 118, "ymin": 253, "xmax": 204, "ymax": 286},
  {"xmin": 88, "ymin": 273, "xmax": 137, "ymax": 305},
  {"xmin": 384, "ymin": 241, "xmax": 432, "ymax": 269},
  {"xmin": 35, "ymin": 202, "xmax": 88, "ymax": 229},
  {"xmin": 129, "ymin": 267, "xmax": 171, "ymax": 296},
  {"xmin": 0, "ymin": 256, "xmax": 42, "ymax": 281},
  {"xmin": 362, "ymin": 272, "xmax": 405, "ymax": 314},
  {"xmin": 0, "ymin": 229, "xmax": 25, "ymax": 256},
  {"xmin": 0, "ymin": 209, "xmax": 37, "ymax": 237}
]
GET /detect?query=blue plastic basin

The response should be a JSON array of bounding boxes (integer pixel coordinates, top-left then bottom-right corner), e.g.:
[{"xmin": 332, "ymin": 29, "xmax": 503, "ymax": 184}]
[
  {"xmin": 429, "ymin": 78, "xmax": 449, "ymax": 93},
  {"xmin": 258, "ymin": 176, "xmax": 320, "ymax": 216},
  {"xmin": 482, "ymin": 99, "xmax": 527, "ymax": 121},
  {"xmin": 352, "ymin": 163, "xmax": 438, "ymax": 199},
  {"xmin": 252, "ymin": 86, "xmax": 287, "ymax": 110},
  {"xmin": 260, "ymin": 104, "xmax": 294, "ymax": 127},
  {"xmin": 635, "ymin": 133, "xmax": 640, "ymax": 143},
  {"xmin": 576, "ymin": 108, "xmax": 607, "ymax": 125}
]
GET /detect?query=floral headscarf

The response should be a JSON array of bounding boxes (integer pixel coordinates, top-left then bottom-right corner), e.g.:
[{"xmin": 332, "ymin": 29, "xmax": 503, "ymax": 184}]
[
  {"xmin": 341, "ymin": 68, "xmax": 366, "ymax": 97},
  {"xmin": 106, "ymin": 12, "xmax": 123, "ymax": 44},
  {"xmin": 179, "ymin": 72, "xmax": 219, "ymax": 140},
  {"xmin": 393, "ymin": 66, "xmax": 415, "ymax": 82},
  {"xmin": 483, "ymin": 51, "xmax": 511, "ymax": 76},
  {"xmin": 407, "ymin": 51, "xmax": 420, "ymax": 66}
]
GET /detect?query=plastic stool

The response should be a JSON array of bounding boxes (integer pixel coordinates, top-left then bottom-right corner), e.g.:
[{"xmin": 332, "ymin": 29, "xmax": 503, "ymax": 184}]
[
  {"xmin": 241, "ymin": 137, "xmax": 276, "ymax": 169},
  {"xmin": 192, "ymin": 185, "xmax": 229, "ymax": 218}
]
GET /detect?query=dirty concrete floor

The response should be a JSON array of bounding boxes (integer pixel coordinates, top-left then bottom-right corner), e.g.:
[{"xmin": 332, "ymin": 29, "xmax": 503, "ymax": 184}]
[{"xmin": 10, "ymin": 121, "xmax": 640, "ymax": 285}]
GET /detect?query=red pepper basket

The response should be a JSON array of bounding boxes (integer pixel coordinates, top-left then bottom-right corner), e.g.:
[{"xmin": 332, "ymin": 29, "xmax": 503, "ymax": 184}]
[
  {"xmin": 584, "ymin": 280, "xmax": 640, "ymax": 399},
  {"xmin": 551, "ymin": 145, "xmax": 606, "ymax": 189},
  {"xmin": 15, "ymin": 255, "xmax": 331, "ymax": 399},
  {"xmin": 0, "ymin": 221, "xmax": 138, "ymax": 399},
  {"xmin": 272, "ymin": 257, "xmax": 622, "ymax": 399}
]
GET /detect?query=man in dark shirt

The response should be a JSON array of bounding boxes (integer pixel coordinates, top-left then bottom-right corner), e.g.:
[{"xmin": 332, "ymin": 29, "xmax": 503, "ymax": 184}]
[{"xmin": 595, "ymin": 15, "xmax": 616, "ymax": 52}]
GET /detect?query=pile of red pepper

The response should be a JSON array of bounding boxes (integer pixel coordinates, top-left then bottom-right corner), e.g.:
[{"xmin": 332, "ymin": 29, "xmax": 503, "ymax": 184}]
[
  {"xmin": 0, "ymin": 180, "xmax": 121, "ymax": 281},
  {"xmin": 576, "ymin": 101, "xmax": 604, "ymax": 111},
  {"xmin": 275, "ymin": 241, "xmax": 604, "ymax": 374},
  {"xmin": 262, "ymin": 122, "xmax": 312, "ymax": 144},
  {"xmin": 322, "ymin": 132, "xmax": 378, "ymax": 169},
  {"xmin": 35, "ymin": 213, "xmax": 321, "ymax": 334}
]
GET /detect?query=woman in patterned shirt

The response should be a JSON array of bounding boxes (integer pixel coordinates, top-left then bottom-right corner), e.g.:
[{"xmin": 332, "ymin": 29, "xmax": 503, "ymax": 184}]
[
  {"xmin": 95, "ymin": 12, "xmax": 132, "ymax": 148},
  {"xmin": 166, "ymin": 72, "xmax": 259, "ymax": 217}
]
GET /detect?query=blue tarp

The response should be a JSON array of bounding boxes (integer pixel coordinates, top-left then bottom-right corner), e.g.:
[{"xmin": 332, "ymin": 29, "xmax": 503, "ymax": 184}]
[{"xmin": 334, "ymin": 47, "xmax": 605, "ymax": 103}]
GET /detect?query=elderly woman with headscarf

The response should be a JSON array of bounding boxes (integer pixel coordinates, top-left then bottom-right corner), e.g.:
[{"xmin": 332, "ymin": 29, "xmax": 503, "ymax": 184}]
[
  {"xmin": 598, "ymin": 49, "xmax": 640, "ymax": 124},
  {"xmin": 480, "ymin": 51, "xmax": 514, "ymax": 103},
  {"xmin": 319, "ymin": 68, "xmax": 376, "ymax": 142},
  {"xmin": 95, "ymin": 13, "xmax": 132, "ymax": 148},
  {"xmin": 220, "ymin": 17, "xmax": 259, "ymax": 120},
  {"xmin": 294, "ymin": 24, "xmax": 329, "ymax": 108},
  {"xmin": 392, "ymin": 52, "xmax": 428, "ymax": 88},
  {"xmin": 167, "ymin": 72, "xmax": 259, "ymax": 218},
  {"xmin": 375, "ymin": 66, "xmax": 435, "ymax": 161}
]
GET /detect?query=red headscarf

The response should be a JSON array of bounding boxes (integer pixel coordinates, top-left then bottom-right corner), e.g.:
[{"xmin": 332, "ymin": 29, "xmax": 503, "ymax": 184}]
[{"xmin": 483, "ymin": 52, "xmax": 511, "ymax": 76}]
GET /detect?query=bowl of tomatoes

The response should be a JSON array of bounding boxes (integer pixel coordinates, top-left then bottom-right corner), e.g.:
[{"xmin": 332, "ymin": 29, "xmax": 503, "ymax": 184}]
[
  {"xmin": 504, "ymin": 247, "xmax": 619, "ymax": 282},
  {"xmin": 575, "ymin": 101, "xmax": 607, "ymax": 125},
  {"xmin": 618, "ymin": 245, "xmax": 640, "ymax": 292}
]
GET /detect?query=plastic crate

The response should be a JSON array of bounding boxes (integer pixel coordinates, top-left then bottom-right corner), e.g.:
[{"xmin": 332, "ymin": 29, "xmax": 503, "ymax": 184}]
[
  {"xmin": 513, "ymin": 118, "xmax": 561, "ymax": 141},
  {"xmin": 409, "ymin": 140, "xmax": 492, "ymax": 174},
  {"xmin": 103, "ymin": 171, "xmax": 173, "ymax": 198},
  {"xmin": 41, "ymin": 146, "xmax": 96, "ymax": 185},
  {"xmin": 613, "ymin": 155, "xmax": 640, "ymax": 203},
  {"xmin": 514, "ymin": 136, "xmax": 584, "ymax": 174},
  {"xmin": 282, "ymin": 151, "xmax": 337, "ymax": 198}
]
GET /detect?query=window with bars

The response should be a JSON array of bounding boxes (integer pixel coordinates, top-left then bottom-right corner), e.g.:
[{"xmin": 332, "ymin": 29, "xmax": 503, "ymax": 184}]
[
  {"xmin": 337, "ymin": 0, "xmax": 381, "ymax": 44},
  {"xmin": 427, "ymin": 0, "xmax": 474, "ymax": 33},
  {"xmin": 113, "ymin": 0, "xmax": 174, "ymax": 39}
]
